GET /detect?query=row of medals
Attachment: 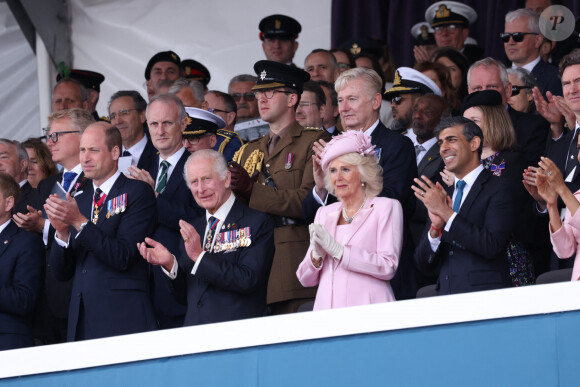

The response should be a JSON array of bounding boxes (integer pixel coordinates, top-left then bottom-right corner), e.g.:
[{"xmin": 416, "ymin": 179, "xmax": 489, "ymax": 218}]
[{"xmin": 210, "ymin": 229, "xmax": 252, "ymax": 253}]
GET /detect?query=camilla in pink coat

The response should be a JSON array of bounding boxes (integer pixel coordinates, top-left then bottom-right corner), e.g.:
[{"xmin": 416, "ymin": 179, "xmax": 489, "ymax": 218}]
[
  {"xmin": 535, "ymin": 156, "xmax": 580, "ymax": 281},
  {"xmin": 296, "ymin": 130, "xmax": 403, "ymax": 310}
]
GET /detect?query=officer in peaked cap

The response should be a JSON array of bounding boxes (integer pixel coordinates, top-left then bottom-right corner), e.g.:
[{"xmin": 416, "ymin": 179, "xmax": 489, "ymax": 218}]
[
  {"xmin": 411, "ymin": 22, "xmax": 438, "ymax": 64},
  {"xmin": 181, "ymin": 59, "xmax": 211, "ymax": 90},
  {"xmin": 229, "ymin": 59, "xmax": 330, "ymax": 314},
  {"xmin": 385, "ymin": 67, "xmax": 442, "ymax": 133},
  {"xmin": 144, "ymin": 50, "xmax": 181, "ymax": 99},
  {"xmin": 425, "ymin": 1, "xmax": 481, "ymax": 64},
  {"xmin": 251, "ymin": 60, "xmax": 310, "ymax": 94},
  {"xmin": 259, "ymin": 14, "xmax": 301, "ymax": 65},
  {"xmin": 182, "ymin": 107, "xmax": 225, "ymax": 154},
  {"xmin": 57, "ymin": 69, "xmax": 106, "ymax": 121}
]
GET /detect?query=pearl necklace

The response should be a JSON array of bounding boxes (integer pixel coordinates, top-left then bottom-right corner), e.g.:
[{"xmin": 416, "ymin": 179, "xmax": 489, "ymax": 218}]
[{"xmin": 341, "ymin": 197, "xmax": 367, "ymax": 224}]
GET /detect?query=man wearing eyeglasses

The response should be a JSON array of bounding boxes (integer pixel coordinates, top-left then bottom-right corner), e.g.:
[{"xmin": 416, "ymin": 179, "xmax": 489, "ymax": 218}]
[
  {"xmin": 295, "ymin": 81, "xmax": 326, "ymax": 130},
  {"xmin": 201, "ymin": 91, "xmax": 243, "ymax": 163},
  {"xmin": 14, "ymin": 108, "xmax": 94, "ymax": 345},
  {"xmin": 108, "ymin": 90, "xmax": 157, "ymax": 173},
  {"xmin": 229, "ymin": 75, "xmax": 269, "ymax": 142},
  {"xmin": 229, "ymin": 60, "xmax": 330, "ymax": 314},
  {"xmin": 425, "ymin": 2, "xmax": 482, "ymax": 65},
  {"xmin": 502, "ymin": 8, "xmax": 562, "ymax": 99}
]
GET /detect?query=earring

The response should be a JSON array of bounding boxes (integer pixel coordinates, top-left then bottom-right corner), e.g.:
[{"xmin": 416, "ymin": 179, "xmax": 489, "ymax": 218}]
[{"xmin": 361, "ymin": 182, "xmax": 366, "ymax": 187}]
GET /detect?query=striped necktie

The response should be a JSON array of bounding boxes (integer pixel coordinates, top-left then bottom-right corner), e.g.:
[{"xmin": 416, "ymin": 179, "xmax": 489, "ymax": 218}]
[{"xmin": 156, "ymin": 160, "xmax": 170, "ymax": 194}]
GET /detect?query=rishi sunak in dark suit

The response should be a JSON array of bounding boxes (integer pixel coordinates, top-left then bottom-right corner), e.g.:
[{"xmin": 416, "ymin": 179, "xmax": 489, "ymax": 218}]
[
  {"xmin": 413, "ymin": 117, "xmax": 520, "ymax": 295},
  {"xmin": 140, "ymin": 150, "xmax": 275, "ymax": 326}
]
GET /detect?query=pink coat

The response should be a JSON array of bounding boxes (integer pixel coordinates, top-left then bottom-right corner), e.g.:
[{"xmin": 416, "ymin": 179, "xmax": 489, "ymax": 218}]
[
  {"xmin": 550, "ymin": 191, "xmax": 580, "ymax": 281},
  {"xmin": 296, "ymin": 197, "xmax": 403, "ymax": 310}
]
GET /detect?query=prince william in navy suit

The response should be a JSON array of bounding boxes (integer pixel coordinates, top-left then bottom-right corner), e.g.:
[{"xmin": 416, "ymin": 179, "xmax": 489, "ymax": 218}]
[{"xmin": 46, "ymin": 122, "xmax": 157, "ymax": 341}]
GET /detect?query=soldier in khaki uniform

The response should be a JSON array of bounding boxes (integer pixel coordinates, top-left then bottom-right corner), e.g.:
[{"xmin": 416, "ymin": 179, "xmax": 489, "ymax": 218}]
[{"xmin": 230, "ymin": 60, "xmax": 330, "ymax": 314}]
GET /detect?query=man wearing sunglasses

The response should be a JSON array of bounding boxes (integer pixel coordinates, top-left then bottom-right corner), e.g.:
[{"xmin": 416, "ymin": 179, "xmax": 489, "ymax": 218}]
[
  {"xmin": 502, "ymin": 8, "xmax": 562, "ymax": 99},
  {"xmin": 229, "ymin": 60, "xmax": 330, "ymax": 315},
  {"xmin": 229, "ymin": 75, "xmax": 269, "ymax": 142}
]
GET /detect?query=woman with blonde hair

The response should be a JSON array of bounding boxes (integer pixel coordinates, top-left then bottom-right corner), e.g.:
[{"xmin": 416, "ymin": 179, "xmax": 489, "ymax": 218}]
[{"xmin": 297, "ymin": 130, "xmax": 403, "ymax": 310}]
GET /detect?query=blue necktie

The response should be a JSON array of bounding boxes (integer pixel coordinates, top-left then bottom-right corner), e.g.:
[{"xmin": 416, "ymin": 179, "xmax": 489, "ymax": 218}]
[
  {"xmin": 452, "ymin": 180, "xmax": 466, "ymax": 213},
  {"xmin": 62, "ymin": 171, "xmax": 77, "ymax": 192}
]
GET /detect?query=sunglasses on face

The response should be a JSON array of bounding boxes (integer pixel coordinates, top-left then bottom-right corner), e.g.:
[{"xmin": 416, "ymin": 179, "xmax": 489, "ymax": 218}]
[
  {"xmin": 499, "ymin": 32, "xmax": 538, "ymax": 43},
  {"xmin": 391, "ymin": 96, "xmax": 410, "ymax": 105},
  {"xmin": 511, "ymin": 85, "xmax": 532, "ymax": 96}
]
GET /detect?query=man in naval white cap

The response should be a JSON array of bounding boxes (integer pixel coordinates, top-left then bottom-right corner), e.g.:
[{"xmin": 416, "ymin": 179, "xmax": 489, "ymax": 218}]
[
  {"xmin": 425, "ymin": 1, "xmax": 482, "ymax": 64},
  {"xmin": 182, "ymin": 107, "xmax": 227, "ymax": 155},
  {"xmin": 384, "ymin": 67, "xmax": 442, "ymax": 133}
]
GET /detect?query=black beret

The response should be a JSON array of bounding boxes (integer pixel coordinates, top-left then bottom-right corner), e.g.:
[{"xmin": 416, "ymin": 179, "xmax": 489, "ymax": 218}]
[
  {"xmin": 181, "ymin": 59, "xmax": 211, "ymax": 86},
  {"xmin": 144, "ymin": 51, "xmax": 181, "ymax": 80},
  {"xmin": 252, "ymin": 60, "xmax": 310, "ymax": 94},
  {"xmin": 259, "ymin": 14, "xmax": 301, "ymax": 40},
  {"xmin": 461, "ymin": 90, "xmax": 503, "ymax": 113},
  {"xmin": 57, "ymin": 69, "xmax": 105, "ymax": 92}
]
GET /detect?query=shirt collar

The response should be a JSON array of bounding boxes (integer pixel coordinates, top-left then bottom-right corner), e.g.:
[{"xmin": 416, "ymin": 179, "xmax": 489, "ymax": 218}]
[
  {"xmin": 158, "ymin": 147, "xmax": 186, "ymax": 167},
  {"xmin": 65, "ymin": 164, "xmax": 83, "ymax": 175},
  {"xmin": 93, "ymin": 171, "xmax": 121, "ymax": 196},
  {"xmin": 364, "ymin": 119, "xmax": 381, "ymax": 137},
  {"xmin": 513, "ymin": 56, "xmax": 541, "ymax": 73},
  {"xmin": 454, "ymin": 164, "xmax": 484, "ymax": 188},
  {"xmin": 206, "ymin": 191, "xmax": 235, "ymax": 221},
  {"xmin": 124, "ymin": 135, "xmax": 147, "ymax": 162},
  {"xmin": 0, "ymin": 219, "xmax": 10, "ymax": 235}
]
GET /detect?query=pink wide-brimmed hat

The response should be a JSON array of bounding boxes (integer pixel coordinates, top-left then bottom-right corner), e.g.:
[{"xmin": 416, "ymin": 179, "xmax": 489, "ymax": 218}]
[{"xmin": 319, "ymin": 130, "xmax": 376, "ymax": 170}]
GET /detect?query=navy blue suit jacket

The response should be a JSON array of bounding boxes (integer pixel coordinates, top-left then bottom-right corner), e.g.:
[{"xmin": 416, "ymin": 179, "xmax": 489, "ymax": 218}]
[
  {"xmin": 148, "ymin": 150, "xmax": 203, "ymax": 328},
  {"xmin": 171, "ymin": 198, "xmax": 274, "ymax": 326},
  {"xmin": 48, "ymin": 175, "xmax": 158, "ymax": 341},
  {"xmin": 414, "ymin": 169, "xmax": 520, "ymax": 295},
  {"xmin": 0, "ymin": 221, "xmax": 44, "ymax": 350},
  {"xmin": 531, "ymin": 59, "xmax": 563, "ymax": 98},
  {"xmin": 14, "ymin": 181, "xmax": 37, "ymax": 215},
  {"xmin": 508, "ymin": 106, "xmax": 549, "ymax": 168},
  {"xmin": 136, "ymin": 137, "xmax": 159, "ymax": 172}
]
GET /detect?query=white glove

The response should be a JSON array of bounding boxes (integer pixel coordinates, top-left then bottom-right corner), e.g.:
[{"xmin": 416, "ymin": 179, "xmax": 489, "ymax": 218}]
[
  {"xmin": 309, "ymin": 223, "xmax": 324, "ymax": 260},
  {"xmin": 310, "ymin": 223, "xmax": 344, "ymax": 260}
]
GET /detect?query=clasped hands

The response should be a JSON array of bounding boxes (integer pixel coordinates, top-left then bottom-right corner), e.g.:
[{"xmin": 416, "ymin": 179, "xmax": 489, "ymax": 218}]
[
  {"xmin": 309, "ymin": 223, "xmax": 343, "ymax": 267},
  {"xmin": 412, "ymin": 175, "xmax": 454, "ymax": 233},
  {"xmin": 44, "ymin": 193, "xmax": 87, "ymax": 241}
]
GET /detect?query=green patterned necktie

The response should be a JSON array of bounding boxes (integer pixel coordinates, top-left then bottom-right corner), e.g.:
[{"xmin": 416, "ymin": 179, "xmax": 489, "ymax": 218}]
[{"xmin": 156, "ymin": 160, "xmax": 170, "ymax": 194}]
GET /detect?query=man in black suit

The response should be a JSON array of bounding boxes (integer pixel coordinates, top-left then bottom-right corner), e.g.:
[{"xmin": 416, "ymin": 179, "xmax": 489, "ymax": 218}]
[
  {"xmin": 0, "ymin": 173, "xmax": 44, "ymax": 351},
  {"xmin": 129, "ymin": 93, "xmax": 203, "ymax": 329},
  {"xmin": 45, "ymin": 122, "xmax": 157, "ymax": 341},
  {"xmin": 0, "ymin": 139, "xmax": 35, "ymax": 214},
  {"xmin": 139, "ymin": 149, "xmax": 275, "ymax": 326},
  {"xmin": 13, "ymin": 108, "xmax": 94, "ymax": 344},
  {"xmin": 467, "ymin": 57, "xmax": 549, "ymax": 168},
  {"xmin": 525, "ymin": 49, "xmax": 580, "ymax": 272},
  {"xmin": 503, "ymin": 8, "xmax": 562, "ymax": 99},
  {"xmin": 302, "ymin": 67, "xmax": 418, "ymax": 299},
  {"xmin": 108, "ymin": 90, "xmax": 157, "ymax": 172},
  {"xmin": 407, "ymin": 94, "xmax": 448, "ymax": 248},
  {"xmin": 413, "ymin": 117, "xmax": 520, "ymax": 295}
]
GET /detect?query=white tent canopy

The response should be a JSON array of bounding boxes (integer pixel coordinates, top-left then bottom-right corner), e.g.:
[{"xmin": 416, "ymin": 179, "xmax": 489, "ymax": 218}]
[{"xmin": 0, "ymin": 0, "xmax": 331, "ymax": 140}]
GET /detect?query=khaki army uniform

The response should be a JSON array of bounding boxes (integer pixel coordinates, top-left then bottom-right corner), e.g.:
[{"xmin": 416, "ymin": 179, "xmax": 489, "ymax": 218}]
[{"xmin": 233, "ymin": 121, "xmax": 330, "ymax": 304}]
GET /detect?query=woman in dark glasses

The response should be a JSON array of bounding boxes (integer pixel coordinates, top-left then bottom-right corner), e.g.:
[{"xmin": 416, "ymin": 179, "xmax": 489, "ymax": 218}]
[{"xmin": 507, "ymin": 67, "xmax": 538, "ymax": 114}]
